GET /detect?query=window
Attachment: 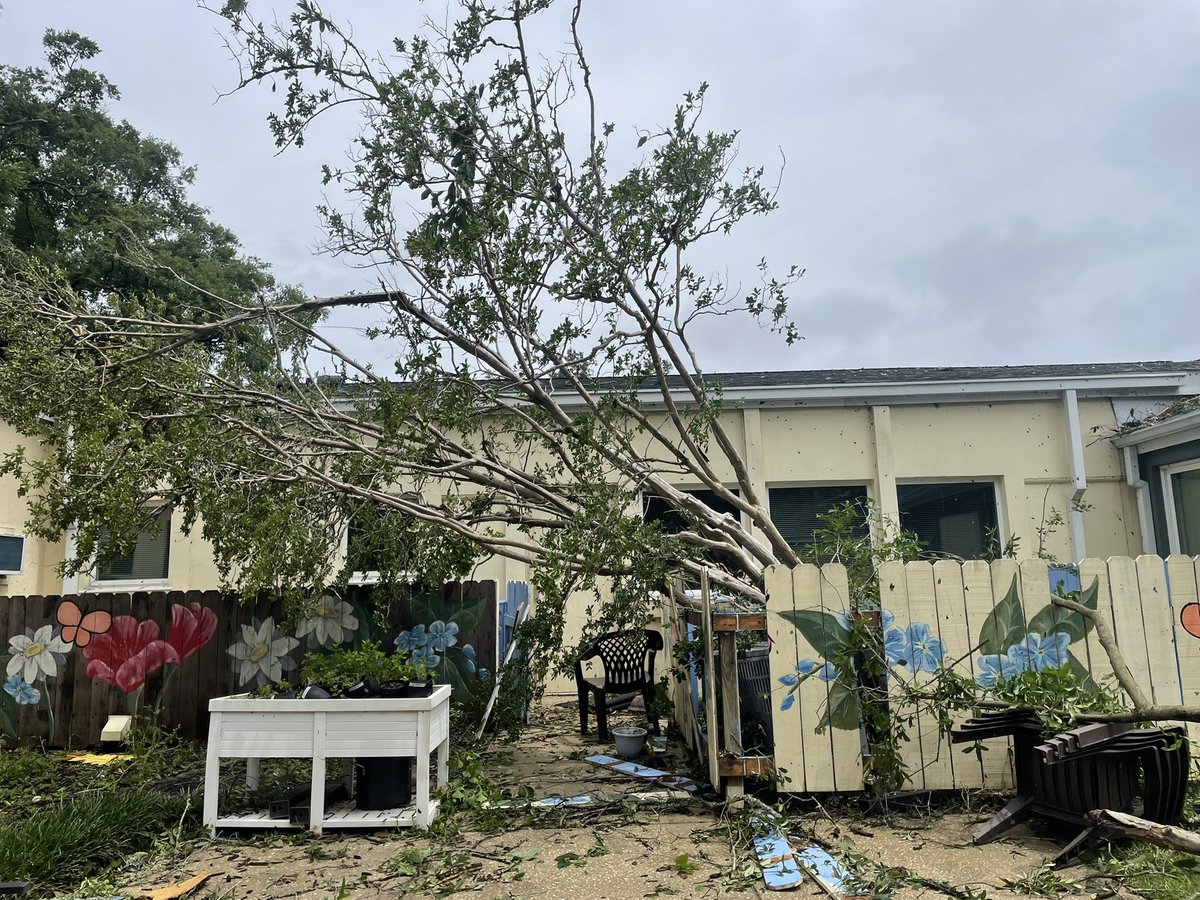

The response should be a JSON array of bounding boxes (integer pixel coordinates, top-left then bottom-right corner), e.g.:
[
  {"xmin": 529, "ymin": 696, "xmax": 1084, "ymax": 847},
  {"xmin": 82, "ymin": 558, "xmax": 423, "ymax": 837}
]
[
  {"xmin": 1162, "ymin": 460, "xmax": 1200, "ymax": 555},
  {"xmin": 898, "ymin": 482, "xmax": 998, "ymax": 559},
  {"xmin": 767, "ymin": 485, "xmax": 869, "ymax": 552},
  {"xmin": 96, "ymin": 508, "xmax": 171, "ymax": 582},
  {"xmin": 0, "ymin": 534, "xmax": 24, "ymax": 575},
  {"xmin": 643, "ymin": 488, "xmax": 744, "ymax": 576}
]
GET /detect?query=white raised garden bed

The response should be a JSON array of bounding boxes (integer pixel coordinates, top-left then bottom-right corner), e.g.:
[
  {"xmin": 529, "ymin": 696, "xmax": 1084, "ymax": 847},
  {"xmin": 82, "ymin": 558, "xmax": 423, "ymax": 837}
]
[{"xmin": 202, "ymin": 684, "xmax": 451, "ymax": 834}]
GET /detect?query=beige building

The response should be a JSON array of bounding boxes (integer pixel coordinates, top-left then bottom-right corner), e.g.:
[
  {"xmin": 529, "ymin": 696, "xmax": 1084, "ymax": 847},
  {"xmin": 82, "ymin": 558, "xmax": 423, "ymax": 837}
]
[{"xmin": 3, "ymin": 362, "xmax": 1198, "ymax": 636}]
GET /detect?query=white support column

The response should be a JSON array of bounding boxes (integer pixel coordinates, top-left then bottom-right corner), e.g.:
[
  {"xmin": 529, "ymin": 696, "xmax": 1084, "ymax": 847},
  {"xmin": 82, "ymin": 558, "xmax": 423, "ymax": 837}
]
[
  {"xmin": 741, "ymin": 408, "xmax": 769, "ymax": 542},
  {"xmin": 1063, "ymin": 390, "xmax": 1089, "ymax": 560},
  {"xmin": 870, "ymin": 405, "xmax": 899, "ymax": 538}
]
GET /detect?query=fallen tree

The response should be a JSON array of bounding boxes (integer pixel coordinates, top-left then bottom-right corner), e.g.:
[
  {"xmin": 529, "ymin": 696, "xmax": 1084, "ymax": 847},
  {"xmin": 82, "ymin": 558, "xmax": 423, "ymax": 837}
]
[{"xmin": 0, "ymin": 0, "xmax": 803, "ymax": 675}]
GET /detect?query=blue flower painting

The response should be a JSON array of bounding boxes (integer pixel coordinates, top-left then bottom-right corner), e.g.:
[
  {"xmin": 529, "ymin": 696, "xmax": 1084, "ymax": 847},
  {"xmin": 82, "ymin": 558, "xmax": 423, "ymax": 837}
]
[
  {"xmin": 3, "ymin": 673, "xmax": 40, "ymax": 705},
  {"xmin": 904, "ymin": 623, "xmax": 946, "ymax": 674},
  {"xmin": 1006, "ymin": 631, "xmax": 1070, "ymax": 673},
  {"xmin": 394, "ymin": 624, "xmax": 428, "ymax": 653},
  {"xmin": 427, "ymin": 620, "xmax": 459, "ymax": 652}
]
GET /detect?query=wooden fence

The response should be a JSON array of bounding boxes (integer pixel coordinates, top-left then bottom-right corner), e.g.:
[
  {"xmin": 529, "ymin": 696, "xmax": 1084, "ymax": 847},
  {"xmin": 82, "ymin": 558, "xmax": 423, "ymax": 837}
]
[
  {"xmin": 0, "ymin": 581, "xmax": 500, "ymax": 747},
  {"xmin": 765, "ymin": 556, "xmax": 1200, "ymax": 793}
]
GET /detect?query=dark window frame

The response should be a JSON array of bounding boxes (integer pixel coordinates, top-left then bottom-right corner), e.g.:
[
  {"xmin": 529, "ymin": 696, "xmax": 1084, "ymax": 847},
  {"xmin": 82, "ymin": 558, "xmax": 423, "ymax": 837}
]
[{"xmin": 896, "ymin": 480, "xmax": 1000, "ymax": 560}]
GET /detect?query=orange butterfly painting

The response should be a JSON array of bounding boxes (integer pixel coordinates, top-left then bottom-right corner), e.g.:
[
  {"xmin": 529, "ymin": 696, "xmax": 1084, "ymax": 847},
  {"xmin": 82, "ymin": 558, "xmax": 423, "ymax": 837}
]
[{"xmin": 56, "ymin": 600, "xmax": 113, "ymax": 648}]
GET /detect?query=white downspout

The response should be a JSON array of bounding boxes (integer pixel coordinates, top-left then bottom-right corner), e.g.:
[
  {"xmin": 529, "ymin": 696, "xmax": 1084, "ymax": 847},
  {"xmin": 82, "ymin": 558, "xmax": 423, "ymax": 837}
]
[
  {"xmin": 1063, "ymin": 390, "xmax": 1088, "ymax": 561},
  {"xmin": 1122, "ymin": 445, "xmax": 1156, "ymax": 556}
]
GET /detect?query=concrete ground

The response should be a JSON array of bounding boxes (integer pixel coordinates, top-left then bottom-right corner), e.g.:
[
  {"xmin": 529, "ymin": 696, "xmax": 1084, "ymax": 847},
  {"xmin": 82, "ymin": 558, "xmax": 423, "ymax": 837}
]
[{"xmin": 125, "ymin": 701, "xmax": 1115, "ymax": 900}]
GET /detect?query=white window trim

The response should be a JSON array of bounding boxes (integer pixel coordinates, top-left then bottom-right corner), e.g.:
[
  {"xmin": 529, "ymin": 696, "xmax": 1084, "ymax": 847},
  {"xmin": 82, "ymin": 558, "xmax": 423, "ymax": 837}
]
[
  {"xmin": 84, "ymin": 577, "xmax": 171, "ymax": 594},
  {"xmin": 82, "ymin": 506, "xmax": 173, "ymax": 592},
  {"xmin": 0, "ymin": 532, "xmax": 25, "ymax": 576},
  {"xmin": 1161, "ymin": 459, "xmax": 1200, "ymax": 555}
]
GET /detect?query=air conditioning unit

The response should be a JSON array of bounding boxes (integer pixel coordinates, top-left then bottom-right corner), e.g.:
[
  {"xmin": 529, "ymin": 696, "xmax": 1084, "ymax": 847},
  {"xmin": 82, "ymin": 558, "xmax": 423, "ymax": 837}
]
[{"xmin": 0, "ymin": 534, "xmax": 25, "ymax": 576}]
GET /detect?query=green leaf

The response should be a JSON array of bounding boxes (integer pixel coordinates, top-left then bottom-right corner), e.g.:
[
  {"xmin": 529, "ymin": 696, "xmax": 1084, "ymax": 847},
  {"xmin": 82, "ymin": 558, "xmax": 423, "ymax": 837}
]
[
  {"xmin": 776, "ymin": 609, "xmax": 849, "ymax": 660},
  {"xmin": 1027, "ymin": 579, "xmax": 1099, "ymax": 644},
  {"xmin": 1064, "ymin": 649, "xmax": 1100, "ymax": 697},
  {"xmin": 977, "ymin": 576, "xmax": 1025, "ymax": 656},
  {"xmin": 819, "ymin": 678, "xmax": 862, "ymax": 732},
  {"xmin": 637, "ymin": 134, "xmax": 648, "ymax": 148}
]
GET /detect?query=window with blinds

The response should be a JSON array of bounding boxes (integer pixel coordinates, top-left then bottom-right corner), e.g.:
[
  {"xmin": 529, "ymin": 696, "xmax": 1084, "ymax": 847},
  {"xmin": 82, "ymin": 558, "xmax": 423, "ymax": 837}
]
[
  {"xmin": 0, "ymin": 534, "xmax": 24, "ymax": 574},
  {"xmin": 767, "ymin": 485, "xmax": 869, "ymax": 552},
  {"xmin": 897, "ymin": 482, "xmax": 998, "ymax": 559},
  {"xmin": 97, "ymin": 508, "xmax": 172, "ymax": 581},
  {"xmin": 643, "ymin": 488, "xmax": 743, "ymax": 577}
]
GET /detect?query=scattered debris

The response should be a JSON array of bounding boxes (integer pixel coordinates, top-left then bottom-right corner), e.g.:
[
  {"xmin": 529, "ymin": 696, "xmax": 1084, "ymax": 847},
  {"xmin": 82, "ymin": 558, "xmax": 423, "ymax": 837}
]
[
  {"xmin": 750, "ymin": 819, "xmax": 803, "ymax": 891},
  {"xmin": 58, "ymin": 752, "xmax": 134, "ymax": 766},
  {"xmin": 583, "ymin": 753, "xmax": 697, "ymax": 792},
  {"xmin": 137, "ymin": 870, "xmax": 213, "ymax": 900},
  {"xmin": 1090, "ymin": 808, "xmax": 1200, "ymax": 856},
  {"xmin": 795, "ymin": 846, "xmax": 862, "ymax": 898}
]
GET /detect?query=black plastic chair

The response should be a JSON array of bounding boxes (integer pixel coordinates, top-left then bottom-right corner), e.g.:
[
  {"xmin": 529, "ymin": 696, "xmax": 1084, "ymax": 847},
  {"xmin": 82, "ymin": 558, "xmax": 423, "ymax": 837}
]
[{"xmin": 574, "ymin": 629, "xmax": 663, "ymax": 742}]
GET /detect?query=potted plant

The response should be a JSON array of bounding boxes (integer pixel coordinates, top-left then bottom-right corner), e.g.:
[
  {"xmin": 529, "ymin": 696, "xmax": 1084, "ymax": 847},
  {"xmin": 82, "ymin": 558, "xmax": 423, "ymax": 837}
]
[{"xmin": 299, "ymin": 641, "xmax": 433, "ymax": 698}]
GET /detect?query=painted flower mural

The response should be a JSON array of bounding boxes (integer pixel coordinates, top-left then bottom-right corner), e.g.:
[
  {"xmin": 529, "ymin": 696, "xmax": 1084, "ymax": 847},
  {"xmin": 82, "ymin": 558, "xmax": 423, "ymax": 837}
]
[
  {"xmin": 3, "ymin": 674, "xmax": 40, "ymax": 705},
  {"xmin": 296, "ymin": 593, "xmax": 359, "ymax": 648},
  {"xmin": 7, "ymin": 624, "xmax": 70, "ymax": 683},
  {"xmin": 229, "ymin": 617, "xmax": 299, "ymax": 687},
  {"xmin": 166, "ymin": 602, "xmax": 218, "ymax": 661},
  {"xmin": 394, "ymin": 624, "xmax": 427, "ymax": 653},
  {"xmin": 773, "ymin": 575, "xmax": 1101, "ymax": 731},
  {"xmin": 427, "ymin": 620, "xmax": 458, "ymax": 652},
  {"xmin": 410, "ymin": 644, "xmax": 440, "ymax": 669},
  {"xmin": 83, "ymin": 617, "xmax": 180, "ymax": 693}
]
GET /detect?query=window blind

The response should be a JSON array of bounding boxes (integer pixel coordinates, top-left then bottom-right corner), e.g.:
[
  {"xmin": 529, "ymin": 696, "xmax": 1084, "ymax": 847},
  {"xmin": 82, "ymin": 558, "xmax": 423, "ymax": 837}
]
[
  {"xmin": 897, "ymin": 482, "xmax": 998, "ymax": 559},
  {"xmin": 767, "ymin": 485, "xmax": 868, "ymax": 551},
  {"xmin": 97, "ymin": 508, "xmax": 171, "ymax": 581}
]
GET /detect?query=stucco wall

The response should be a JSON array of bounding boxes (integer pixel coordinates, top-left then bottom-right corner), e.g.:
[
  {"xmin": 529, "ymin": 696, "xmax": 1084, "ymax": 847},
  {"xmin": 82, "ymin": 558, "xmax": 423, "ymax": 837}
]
[{"xmin": 0, "ymin": 393, "xmax": 1145, "ymax": 694}]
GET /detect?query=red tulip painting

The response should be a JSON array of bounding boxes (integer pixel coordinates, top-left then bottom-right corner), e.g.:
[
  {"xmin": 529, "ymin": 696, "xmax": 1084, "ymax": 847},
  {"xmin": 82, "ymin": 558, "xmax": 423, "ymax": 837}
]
[
  {"xmin": 83, "ymin": 617, "xmax": 179, "ymax": 693},
  {"xmin": 167, "ymin": 602, "xmax": 218, "ymax": 661}
]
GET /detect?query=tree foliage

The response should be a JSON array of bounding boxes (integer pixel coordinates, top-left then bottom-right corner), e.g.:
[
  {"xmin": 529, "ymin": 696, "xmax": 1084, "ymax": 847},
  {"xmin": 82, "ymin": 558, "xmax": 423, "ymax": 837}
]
[
  {"xmin": 0, "ymin": 30, "xmax": 290, "ymax": 330},
  {"xmin": 0, "ymin": 1, "xmax": 804, "ymax": 675}
]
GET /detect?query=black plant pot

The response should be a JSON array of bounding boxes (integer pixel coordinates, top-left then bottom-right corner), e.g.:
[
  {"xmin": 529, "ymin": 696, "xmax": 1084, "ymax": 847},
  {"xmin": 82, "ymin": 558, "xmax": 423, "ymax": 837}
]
[
  {"xmin": 355, "ymin": 757, "xmax": 412, "ymax": 810},
  {"xmin": 406, "ymin": 680, "xmax": 433, "ymax": 698},
  {"xmin": 375, "ymin": 680, "xmax": 408, "ymax": 698}
]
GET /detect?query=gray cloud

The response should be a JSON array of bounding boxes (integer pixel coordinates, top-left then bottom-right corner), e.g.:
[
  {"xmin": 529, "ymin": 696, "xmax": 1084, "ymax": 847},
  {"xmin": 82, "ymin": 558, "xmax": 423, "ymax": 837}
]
[{"xmin": 1, "ymin": 0, "xmax": 1197, "ymax": 372}]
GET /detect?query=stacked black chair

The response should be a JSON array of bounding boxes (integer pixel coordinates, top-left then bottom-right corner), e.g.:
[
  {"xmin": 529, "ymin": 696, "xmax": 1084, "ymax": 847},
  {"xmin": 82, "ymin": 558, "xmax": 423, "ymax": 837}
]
[{"xmin": 952, "ymin": 711, "xmax": 1189, "ymax": 865}]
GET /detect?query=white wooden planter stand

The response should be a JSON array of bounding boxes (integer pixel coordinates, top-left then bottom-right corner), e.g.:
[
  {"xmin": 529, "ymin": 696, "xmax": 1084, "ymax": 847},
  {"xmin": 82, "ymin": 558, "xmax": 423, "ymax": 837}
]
[{"xmin": 203, "ymin": 685, "xmax": 451, "ymax": 834}]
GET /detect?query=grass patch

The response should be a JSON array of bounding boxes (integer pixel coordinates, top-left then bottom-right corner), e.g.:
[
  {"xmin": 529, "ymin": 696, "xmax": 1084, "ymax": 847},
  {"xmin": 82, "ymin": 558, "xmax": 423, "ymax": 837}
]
[
  {"xmin": 1095, "ymin": 843, "xmax": 1200, "ymax": 900},
  {"xmin": 0, "ymin": 788, "xmax": 198, "ymax": 891}
]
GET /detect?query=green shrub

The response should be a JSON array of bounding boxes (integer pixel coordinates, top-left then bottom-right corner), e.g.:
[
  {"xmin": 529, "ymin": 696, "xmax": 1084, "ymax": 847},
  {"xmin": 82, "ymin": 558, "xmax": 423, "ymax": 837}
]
[
  {"xmin": 0, "ymin": 788, "xmax": 197, "ymax": 889},
  {"xmin": 300, "ymin": 640, "xmax": 429, "ymax": 694}
]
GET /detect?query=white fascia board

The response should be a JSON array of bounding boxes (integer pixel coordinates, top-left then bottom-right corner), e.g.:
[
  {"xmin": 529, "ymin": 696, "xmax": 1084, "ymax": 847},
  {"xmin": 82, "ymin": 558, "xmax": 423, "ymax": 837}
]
[
  {"xmin": 619, "ymin": 372, "xmax": 1200, "ymax": 410},
  {"xmin": 1112, "ymin": 406, "xmax": 1200, "ymax": 452}
]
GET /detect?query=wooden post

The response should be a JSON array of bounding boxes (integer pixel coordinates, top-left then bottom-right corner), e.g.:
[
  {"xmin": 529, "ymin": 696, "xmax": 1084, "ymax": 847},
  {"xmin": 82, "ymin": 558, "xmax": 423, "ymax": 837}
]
[
  {"xmin": 718, "ymin": 628, "xmax": 744, "ymax": 798},
  {"xmin": 701, "ymin": 570, "xmax": 720, "ymax": 792}
]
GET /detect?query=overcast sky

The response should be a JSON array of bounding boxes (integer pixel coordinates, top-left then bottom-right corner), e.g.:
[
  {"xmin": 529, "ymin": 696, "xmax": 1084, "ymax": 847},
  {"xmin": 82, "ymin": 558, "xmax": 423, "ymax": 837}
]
[{"xmin": 2, "ymin": 1, "xmax": 1197, "ymax": 373}]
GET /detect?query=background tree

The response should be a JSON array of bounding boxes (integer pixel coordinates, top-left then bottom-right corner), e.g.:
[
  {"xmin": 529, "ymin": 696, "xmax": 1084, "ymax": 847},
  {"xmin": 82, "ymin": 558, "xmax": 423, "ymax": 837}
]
[
  {"xmin": 0, "ymin": 30, "xmax": 295, "ymax": 336},
  {"xmin": 0, "ymin": 1, "xmax": 804, "ymax": 676}
]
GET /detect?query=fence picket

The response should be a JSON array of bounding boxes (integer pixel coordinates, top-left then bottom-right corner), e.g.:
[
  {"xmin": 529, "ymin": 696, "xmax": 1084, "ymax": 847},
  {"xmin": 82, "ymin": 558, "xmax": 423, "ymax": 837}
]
[
  {"xmin": 932, "ymin": 559, "xmax": 982, "ymax": 788},
  {"xmin": 1135, "ymin": 555, "xmax": 1182, "ymax": 708},
  {"xmin": 1078, "ymin": 559, "xmax": 1119, "ymax": 698},
  {"xmin": 879, "ymin": 560, "xmax": 923, "ymax": 789},
  {"xmin": 1166, "ymin": 556, "xmax": 1200, "ymax": 745},
  {"xmin": 902, "ymin": 561, "xmax": 955, "ymax": 789},
  {"xmin": 959, "ymin": 560, "xmax": 1012, "ymax": 789},
  {"xmin": 818, "ymin": 564, "xmax": 864, "ymax": 791},
  {"xmin": 765, "ymin": 563, "xmax": 808, "ymax": 792},
  {"xmin": 1107, "ymin": 556, "xmax": 1154, "ymax": 700}
]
